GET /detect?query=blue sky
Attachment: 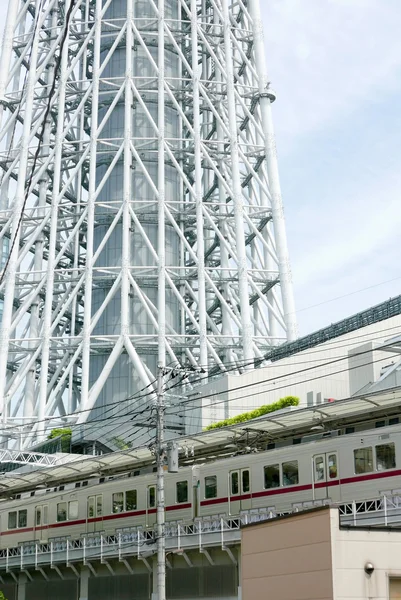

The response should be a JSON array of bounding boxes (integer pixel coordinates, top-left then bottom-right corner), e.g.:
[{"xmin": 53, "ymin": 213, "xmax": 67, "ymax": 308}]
[
  {"xmin": 0, "ymin": 1, "xmax": 400, "ymax": 336},
  {"xmin": 263, "ymin": 0, "xmax": 401, "ymax": 334}
]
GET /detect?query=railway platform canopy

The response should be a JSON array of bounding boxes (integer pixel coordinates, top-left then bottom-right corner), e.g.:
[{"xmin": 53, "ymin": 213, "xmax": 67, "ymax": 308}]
[{"xmin": 0, "ymin": 386, "xmax": 401, "ymax": 496}]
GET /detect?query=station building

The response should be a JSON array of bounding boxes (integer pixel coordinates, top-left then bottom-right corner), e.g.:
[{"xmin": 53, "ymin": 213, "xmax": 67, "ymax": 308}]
[{"xmin": 242, "ymin": 505, "xmax": 401, "ymax": 600}]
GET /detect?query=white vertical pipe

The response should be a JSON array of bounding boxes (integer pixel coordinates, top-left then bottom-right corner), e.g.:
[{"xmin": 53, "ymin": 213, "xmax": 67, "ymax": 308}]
[
  {"xmin": 190, "ymin": 0, "xmax": 208, "ymax": 371},
  {"xmin": 37, "ymin": 0, "xmax": 71, "ymax": 437},
  {"xmin": 248, "ymin": 0, "xmax": 298, "ymax": 342},
  {"xmin": 221, "ymin": 0, "xmax": 253, "ymax": 364},
  {"xmin": 214, "ymin": 7, "xmax": 234, "ymax": 367},
  {"xmin": 122, "ymin": 0, "xmax": 133, "ymax": 344},
  {"xmin": 0, "ymin": 0, "xmax": 20, "ymax": 126},
  {"xmin": 0, "ymin": 6, "xmax": 43, "ymax": 419},
  {"xmin": 24, "ymin": 9, "xmax": 57, "ymax": 419},
  {"xmin": 80, "ymin": 0, "xmax": 102, "ymax": 411},
  {"xmin": 157, "ymin": 0, "xmax": 166, "ymax": 369}
]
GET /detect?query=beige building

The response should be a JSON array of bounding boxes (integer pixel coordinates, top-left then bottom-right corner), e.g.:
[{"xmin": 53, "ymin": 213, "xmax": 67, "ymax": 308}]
[{"xmin": 241, "ymin": 506, "xmax": 401, "ymax": 600}]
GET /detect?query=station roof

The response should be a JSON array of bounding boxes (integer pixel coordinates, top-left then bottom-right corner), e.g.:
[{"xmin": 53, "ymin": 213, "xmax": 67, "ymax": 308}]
[{"xmin": 0, "ymin": 387, "xmax": 400, "ymax": 496}]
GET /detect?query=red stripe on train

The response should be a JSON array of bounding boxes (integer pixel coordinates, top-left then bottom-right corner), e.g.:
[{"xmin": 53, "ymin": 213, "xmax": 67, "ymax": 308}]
[
  {"xmin": 2, "ymin": 469, "xmax": 400, "ymax": 536},
  {"xmin": 1, "ymin": 503, "xmax": 192, "ymax": 536}
]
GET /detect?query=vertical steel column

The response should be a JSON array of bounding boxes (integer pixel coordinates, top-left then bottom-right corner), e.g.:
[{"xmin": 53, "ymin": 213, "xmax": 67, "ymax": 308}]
[
  {"xmin": 80, "ymin": 0, "xmax": 102, "ymax": 411},
  {"xmin": 248, "ymin": 0, "xmax": 297, "ymax": 341},
  {"xmin": 190, "ymin": 0, "xmax": 208, "ymax": 370},
  {"xmin": 0, "ymin": 6, "xmax": 43, "ymax": 420},
  {"xmin": 37, "ymin": 0, "xmax": 72, "ymax": 434},
  {"xmin": 221, "ymin": 0, "xmax": 253, "ymax": 363},
  {"xmin": 0, "ymin": 0, "xmax": 20, "ymax": 126}
]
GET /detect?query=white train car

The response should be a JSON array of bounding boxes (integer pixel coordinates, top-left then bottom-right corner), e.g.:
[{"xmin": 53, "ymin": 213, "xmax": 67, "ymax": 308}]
[{"xmin": 0, "ymin": 423, "xmax": 400, "ymax": 549}]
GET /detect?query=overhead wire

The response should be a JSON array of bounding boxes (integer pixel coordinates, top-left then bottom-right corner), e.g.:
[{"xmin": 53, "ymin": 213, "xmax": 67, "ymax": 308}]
[
  {"xmin": 0, "ymin": 0, "xmax": 78, "ymax": 286},
  {"xmin": 3, "ymin": 322, "xmax": 400, "ymax": 444}
]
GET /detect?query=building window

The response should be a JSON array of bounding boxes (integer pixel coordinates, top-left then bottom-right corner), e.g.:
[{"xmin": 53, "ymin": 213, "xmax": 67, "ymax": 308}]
[
  {"xmin": 205, "ymin": 475, "xmax": 217, "ymax": 499},
  {"xmin": 176, "ymin": 481, "xmax": 188, "ymax": 504},
  {"xmin": 282, "ymin": 461, "xmax": 299, "ymax": 486},
  {"xmin": 264, "ymin": 465, "xmax": 280, "ymax": 489},
  {"xmin": 376, "ymin": 443, "xmax": 396, "ymax": 471},
  {"xmin": 354, "ymin": 447, "xmax": 373, "ymax": 474}
]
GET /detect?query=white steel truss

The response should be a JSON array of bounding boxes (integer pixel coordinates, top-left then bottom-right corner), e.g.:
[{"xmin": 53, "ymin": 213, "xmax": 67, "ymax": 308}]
[{"xmin": 0, "ymin": 0, "xmax": 297, "ymax": 447}]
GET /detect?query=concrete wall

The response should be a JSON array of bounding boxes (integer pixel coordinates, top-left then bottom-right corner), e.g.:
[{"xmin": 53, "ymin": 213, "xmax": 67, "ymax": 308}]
[
  {"xmin": 241, "ymin": 510, "xmax": 333, "ymax": 600},
  {"xmin": 241, "ymin": 505, "xmax": 401, "ymax": 600},
  {"xmin": 331, "ymin": 510, "xmax": 401, "ymax": 600},
  {"xmin": 195, "ymin": 315, "xmax": 401, "ymax": 429}
]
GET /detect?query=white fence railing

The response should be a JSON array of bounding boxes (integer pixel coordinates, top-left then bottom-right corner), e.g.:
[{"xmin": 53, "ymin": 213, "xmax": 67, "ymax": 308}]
[{"xmin": 1, "ymin": 496, "xmax": 401, "ymax": 573}]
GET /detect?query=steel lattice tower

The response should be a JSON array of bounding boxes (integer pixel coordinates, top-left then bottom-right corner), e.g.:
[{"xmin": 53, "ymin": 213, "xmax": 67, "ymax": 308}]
[{"xmin": 0, "ymin": 0, "xmax": 297, "ymax": 448}]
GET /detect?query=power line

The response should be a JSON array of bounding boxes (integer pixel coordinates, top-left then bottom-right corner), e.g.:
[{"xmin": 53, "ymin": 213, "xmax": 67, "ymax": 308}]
[
  {"xmin": 166, "ymin": 348, "xmax": 401, "ymax": 418},
  {"xmin": 2, "ymin": 321, "xmax": 399, "ymax": 445},
  {"xmin": 0, "ymin": 0, "xmax": 77, "ymax": 286}
]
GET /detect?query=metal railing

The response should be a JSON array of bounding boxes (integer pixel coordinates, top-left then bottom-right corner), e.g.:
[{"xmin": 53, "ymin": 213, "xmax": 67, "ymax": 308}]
[{"xmin": 1, "ymin": 496, "xmax": 401, "ymax": 573}]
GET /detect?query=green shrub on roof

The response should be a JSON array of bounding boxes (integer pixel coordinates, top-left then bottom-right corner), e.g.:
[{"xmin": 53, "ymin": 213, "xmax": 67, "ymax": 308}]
[
  {"xmin": 204, "ymin": 396, "xmax": 299, "ymax": 430},
  {"xmin": 47, "ymin": 427, "xmax": 72, "ymax": 452}
]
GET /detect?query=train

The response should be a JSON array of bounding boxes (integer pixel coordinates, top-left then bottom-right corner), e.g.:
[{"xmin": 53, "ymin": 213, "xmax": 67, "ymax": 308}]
[{"xmin": 0, "ymin": 421, "xmax": 400, "ymax": 549}]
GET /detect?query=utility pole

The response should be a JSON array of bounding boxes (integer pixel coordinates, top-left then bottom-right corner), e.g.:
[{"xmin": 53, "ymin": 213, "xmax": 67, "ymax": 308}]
[{"xmin": 156, "ymin": 362, "xmax": 166, "ymax": 600}]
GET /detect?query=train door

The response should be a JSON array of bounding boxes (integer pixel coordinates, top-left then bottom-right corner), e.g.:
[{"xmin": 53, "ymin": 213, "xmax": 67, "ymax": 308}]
[
  {"xmin": 87, "ymin": 495, "xmax": 103, "ymax": 533},
  {"xmin": 146, "ymin": 485, "xmax": 156, "ymax": 527},
  {"xmin": 312, "ymin": 452, "xmax": 339, "ymax": 501},
  {"xmin": 34, "ymin": 504, "xmax": 49, "ymax": 541},
  {"xmin": 228, "ymin": 469, "xmax": 251, "ymax": 516}
]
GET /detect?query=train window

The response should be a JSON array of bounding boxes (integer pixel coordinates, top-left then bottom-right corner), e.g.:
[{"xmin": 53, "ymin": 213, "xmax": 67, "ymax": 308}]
[
  {"xmin": 35, "ymin": 505, "xmax": 48, "ymax": 526},
  {"xmin": 242, "ymin": 470, "xmax": 250, "ymax": 493},
  {"xmin": 354, "ymin": 447, "xmax": 373, "ymax": 474},
  {"xmin": 8, "ymin": 512, "xmax": 17, "ymax": 529},
  {"xmin": 282, "ymin": 461, "xmax": 299, "ymax": 486},
  {"xmin": 328, "ymin": 454, "xmax": 338, "ymax": 479},
  {"xmin": 112, "ymin": 492, "xmax": 124, "ymax": 513},
  {"xmin": 264, "ymin": 465, "xmax": 280, "ymax": 489},
  {"xmin": 88, "ymin": 497, "xmax": 95, "ymax": 518},
  {"xmin": 88, "ymin": 495, "xmax": 103, "ymax": 518},
  {"xmin": 376, "ymin": 443, "xmax": 396, "ymax": 471},
  {"xmin": 205, "ymin": 475, "xmax": 217, "ymax": 499},
  {"xmin": 96, "ymin": 495, "xmax": 103, "ymax": 516},
  {"xmin": 148, "ymin": 486, "xmax": 156, "ymax": 508},
  {"xmin": 57, "ymin": 502, "xmax": 67, "ymax": 522},
  {"xmin": 314, "ymin": 457, "xmax": 325, "ymax": 482},
  {"xmin": 126, "ymin": 490, "xmax": 137, "ymax": 511},
  {"xmin": 69, "ymin": 501, "xmax": 78, "ymax": 520},
  {"xmin": 389, "ymin": 417, "xmax": 399, "ymax": 426},
  {"xmin": 18, "ymin": 510, "xmax": 27, "ymax": 528},
  {"xmin": 176, "ymin": 481, "xmax": 188, "ymax": 504},
  {"xmin": 231, "ymin": 472, "xmax": 239, "ymax": 495}
]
